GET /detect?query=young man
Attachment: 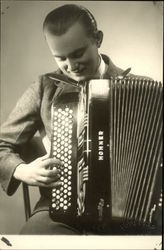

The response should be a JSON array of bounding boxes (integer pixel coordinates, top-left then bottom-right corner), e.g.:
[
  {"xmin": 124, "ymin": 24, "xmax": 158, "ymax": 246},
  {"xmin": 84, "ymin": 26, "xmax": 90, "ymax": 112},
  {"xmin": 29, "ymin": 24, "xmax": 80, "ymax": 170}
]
[{"xmin": 0, "ymin": 4, "xmax": 131, "ymax": 234}]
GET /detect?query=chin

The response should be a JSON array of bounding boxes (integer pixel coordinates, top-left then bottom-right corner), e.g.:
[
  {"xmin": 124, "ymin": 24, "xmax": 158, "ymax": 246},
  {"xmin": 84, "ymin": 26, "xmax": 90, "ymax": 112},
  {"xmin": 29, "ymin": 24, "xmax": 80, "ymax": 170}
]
[
  {"xmin": 72, "ymin": 76, "xmax": 87, "ymax": 82},
  {"xmin": 68, "ymin": 74, "xmax": 91, "ymax": 82}
]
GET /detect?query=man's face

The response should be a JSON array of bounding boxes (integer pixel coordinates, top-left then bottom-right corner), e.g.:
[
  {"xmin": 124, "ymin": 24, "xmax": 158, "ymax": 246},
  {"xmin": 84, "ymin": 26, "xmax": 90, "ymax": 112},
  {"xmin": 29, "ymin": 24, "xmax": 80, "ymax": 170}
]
[{"xmin": 45, "ymin": 22, "xmax": 100, "ymax": 81}]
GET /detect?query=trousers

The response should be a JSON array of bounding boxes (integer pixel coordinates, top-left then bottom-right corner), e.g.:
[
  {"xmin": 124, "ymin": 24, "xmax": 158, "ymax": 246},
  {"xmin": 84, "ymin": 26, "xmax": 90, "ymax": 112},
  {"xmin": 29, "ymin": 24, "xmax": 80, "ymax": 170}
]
[
  {"xmin": 20, "ymin": 211, "xmax": 83, "ymax": 235},
  {"xmin": 20, "ymin": 210, "xmax": 158, "ymax": 235}
]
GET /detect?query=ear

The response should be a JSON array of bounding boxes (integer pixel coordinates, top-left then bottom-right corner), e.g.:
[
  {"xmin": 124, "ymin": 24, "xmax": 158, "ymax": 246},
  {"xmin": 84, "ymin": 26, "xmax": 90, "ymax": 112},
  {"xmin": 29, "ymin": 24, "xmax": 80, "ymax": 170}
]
[{"xmin": 95, "ymin": 30, "xmax": 103, "ymax": 48}]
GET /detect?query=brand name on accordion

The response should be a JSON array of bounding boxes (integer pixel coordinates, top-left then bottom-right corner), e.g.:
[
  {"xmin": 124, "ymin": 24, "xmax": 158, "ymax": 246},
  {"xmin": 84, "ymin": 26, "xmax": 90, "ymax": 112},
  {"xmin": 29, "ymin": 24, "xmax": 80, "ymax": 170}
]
[{"xmin": 98, "ymin": 131, "xmax": 104, "ymax": 160}]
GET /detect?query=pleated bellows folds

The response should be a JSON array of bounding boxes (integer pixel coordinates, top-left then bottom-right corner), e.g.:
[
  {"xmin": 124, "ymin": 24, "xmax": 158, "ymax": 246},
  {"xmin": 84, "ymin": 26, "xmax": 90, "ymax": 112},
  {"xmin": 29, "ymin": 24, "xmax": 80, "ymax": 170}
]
[{"xmin": 109, "ymin": 78, "xmax": 163, "ymax": 223}]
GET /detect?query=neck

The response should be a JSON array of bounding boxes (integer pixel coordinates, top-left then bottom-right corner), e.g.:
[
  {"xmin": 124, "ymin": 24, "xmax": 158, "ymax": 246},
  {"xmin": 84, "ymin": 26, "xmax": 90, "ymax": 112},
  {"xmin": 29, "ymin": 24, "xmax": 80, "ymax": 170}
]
[
  {"xmin": 94, "ymin": 54, "xmax": 107, "ymax": 79},
  {"xmin": 95, "ymin": 54, "xmax": 101, "ymax": 74}
]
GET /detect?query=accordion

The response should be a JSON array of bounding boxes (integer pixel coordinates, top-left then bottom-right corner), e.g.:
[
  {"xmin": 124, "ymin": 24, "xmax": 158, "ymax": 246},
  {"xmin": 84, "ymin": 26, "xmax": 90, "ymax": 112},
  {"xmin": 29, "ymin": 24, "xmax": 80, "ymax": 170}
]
[{"xmin": 49, "ymin": 78, "xmax": 163, "ymax": 233}]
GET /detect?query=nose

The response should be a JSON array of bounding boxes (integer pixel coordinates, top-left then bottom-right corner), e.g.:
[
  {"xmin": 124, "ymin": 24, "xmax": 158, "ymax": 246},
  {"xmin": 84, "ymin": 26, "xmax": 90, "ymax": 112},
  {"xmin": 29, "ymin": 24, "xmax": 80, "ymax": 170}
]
[{"xmin": 66, "ymin": 59, "xmax": 79, "ymax": 72}]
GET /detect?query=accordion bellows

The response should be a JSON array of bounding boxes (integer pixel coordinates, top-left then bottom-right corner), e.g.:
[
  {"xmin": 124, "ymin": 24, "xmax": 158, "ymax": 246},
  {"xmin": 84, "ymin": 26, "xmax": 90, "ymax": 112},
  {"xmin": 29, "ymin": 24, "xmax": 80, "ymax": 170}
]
[{"xmin": 49, "ymin": 78, "xmax": 162, "ymax": 233}]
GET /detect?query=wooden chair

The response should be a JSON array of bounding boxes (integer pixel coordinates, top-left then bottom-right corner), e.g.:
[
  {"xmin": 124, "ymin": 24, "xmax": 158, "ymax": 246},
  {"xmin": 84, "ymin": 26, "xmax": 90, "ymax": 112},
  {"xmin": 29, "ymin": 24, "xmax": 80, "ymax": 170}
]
[{"xmin": 22, "ymin": 183, "xmax": 31, "ymax": 221}]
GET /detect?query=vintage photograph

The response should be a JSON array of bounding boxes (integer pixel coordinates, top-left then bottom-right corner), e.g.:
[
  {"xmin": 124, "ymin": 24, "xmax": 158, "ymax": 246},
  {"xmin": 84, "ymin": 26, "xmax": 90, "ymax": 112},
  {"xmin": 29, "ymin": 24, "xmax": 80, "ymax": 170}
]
[{"xmin": 0, "ymin": 0, "xmax": 163, "ymax": 249}]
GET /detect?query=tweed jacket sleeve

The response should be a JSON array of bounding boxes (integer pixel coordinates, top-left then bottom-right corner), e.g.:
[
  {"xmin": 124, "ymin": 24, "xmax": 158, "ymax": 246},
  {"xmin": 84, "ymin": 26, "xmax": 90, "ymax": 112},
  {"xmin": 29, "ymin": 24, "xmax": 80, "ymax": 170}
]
[{"xmin": 0, "ymin": 77, "xmax": 43, "ymax": 195}]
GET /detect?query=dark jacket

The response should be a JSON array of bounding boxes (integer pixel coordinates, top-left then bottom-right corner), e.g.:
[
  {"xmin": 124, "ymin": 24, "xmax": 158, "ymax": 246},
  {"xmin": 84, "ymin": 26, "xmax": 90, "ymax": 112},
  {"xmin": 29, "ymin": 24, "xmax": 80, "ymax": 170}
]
[{"xmin": 0, "ymin": 55, "xmax": 133, "ymax": 213}]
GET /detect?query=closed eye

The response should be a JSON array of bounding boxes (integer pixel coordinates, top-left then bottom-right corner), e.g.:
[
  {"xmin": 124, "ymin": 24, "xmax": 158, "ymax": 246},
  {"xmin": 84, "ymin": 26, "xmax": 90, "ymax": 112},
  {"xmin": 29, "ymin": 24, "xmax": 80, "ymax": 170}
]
[{"xmin": 53, "ymin": 46, "xmax": 87, "ymax": 61}]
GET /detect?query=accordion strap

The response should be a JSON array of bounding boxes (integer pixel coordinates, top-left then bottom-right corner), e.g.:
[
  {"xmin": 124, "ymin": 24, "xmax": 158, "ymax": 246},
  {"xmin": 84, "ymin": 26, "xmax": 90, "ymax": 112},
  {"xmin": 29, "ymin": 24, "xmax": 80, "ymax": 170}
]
[{"xmin": 116, "ymin": 67, "xmax": 131, "ymax": 79}]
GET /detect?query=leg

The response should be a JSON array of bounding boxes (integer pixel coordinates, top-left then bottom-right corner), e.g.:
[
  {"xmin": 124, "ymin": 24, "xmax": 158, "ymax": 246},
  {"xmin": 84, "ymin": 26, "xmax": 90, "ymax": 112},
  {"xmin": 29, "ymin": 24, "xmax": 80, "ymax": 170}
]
[{"xmin": 20, "ymin": 211, "xmax": 82, "ymax": 235}]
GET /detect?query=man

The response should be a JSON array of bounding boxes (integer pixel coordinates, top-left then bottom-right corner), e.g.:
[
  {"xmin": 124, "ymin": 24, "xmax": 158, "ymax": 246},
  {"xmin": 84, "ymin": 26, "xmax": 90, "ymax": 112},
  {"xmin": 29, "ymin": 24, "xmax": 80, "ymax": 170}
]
[{"xmin": 0, "ymin": 4, "xmax": 132, "ymax": 234}]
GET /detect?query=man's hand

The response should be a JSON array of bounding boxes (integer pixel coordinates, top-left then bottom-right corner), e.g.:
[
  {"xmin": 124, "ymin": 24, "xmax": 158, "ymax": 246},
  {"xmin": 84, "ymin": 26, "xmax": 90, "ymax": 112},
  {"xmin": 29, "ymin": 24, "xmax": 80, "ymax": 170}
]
[{"xmin": 13, "ymin": 155, "xmax": 63, "ymax": 188}]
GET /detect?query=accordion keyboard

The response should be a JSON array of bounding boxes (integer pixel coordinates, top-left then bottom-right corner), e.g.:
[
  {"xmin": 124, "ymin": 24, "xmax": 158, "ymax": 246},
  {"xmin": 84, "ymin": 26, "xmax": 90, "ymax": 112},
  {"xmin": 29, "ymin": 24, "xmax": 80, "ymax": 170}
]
[{"xmin": 51, "ymin": 106, "xmax": 74, "ymax": 212}]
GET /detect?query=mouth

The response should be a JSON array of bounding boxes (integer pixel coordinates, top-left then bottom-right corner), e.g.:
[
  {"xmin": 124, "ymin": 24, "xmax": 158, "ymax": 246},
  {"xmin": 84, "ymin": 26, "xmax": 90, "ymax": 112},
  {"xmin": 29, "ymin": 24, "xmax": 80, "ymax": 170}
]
[{"xmin": 69, "ymin": 68, "xmax": 86, "ymax": 76}]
